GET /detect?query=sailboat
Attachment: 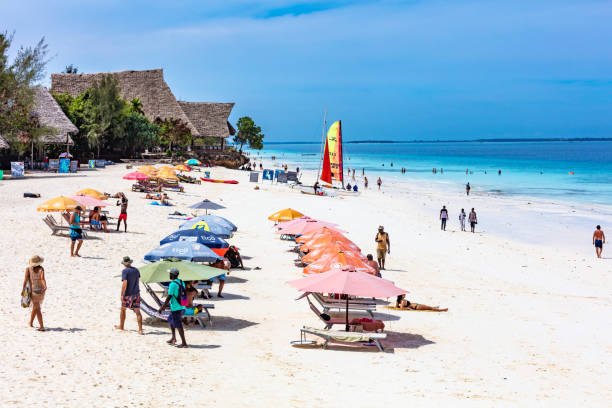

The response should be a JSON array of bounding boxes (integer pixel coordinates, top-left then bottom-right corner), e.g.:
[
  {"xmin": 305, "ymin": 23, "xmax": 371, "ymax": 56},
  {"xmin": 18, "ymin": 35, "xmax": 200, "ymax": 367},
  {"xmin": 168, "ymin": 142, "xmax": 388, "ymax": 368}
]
[{"xmin": 299, "ymin": 111, "xmax": 359, "ymax": 197}]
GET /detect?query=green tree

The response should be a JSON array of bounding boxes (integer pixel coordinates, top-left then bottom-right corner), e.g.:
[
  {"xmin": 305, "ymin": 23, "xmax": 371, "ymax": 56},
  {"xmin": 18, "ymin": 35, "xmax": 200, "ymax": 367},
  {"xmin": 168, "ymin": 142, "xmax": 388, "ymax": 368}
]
[
  {"xmin": 123, "ymin": 112, "xmax": 159, "ymax": 155},
  {"xmin": 234, "ymin": 116, "xmax": 264, "ymax": 152},
  {"xmin": 154, "ymin": 117, "xmax": 192, "ymax": 155},
  {"xmin": 0, "ymin": 31, "xmax": 49, "ymax": 151},
  {"xmin": 84, "ymin": 75, "xmax": 126, "ymax": 157},
  {"xmin": 63, "ymin": 64, "xmax": 78, "ymax": 74}
]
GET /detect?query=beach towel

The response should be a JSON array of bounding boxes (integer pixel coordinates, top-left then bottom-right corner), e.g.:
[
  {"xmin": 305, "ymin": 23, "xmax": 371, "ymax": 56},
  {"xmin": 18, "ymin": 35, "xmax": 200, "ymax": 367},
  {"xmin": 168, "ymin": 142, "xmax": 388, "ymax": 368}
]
[{"xmin": 350, "ymin": 318, "xmax": 384, "ymax": 332}]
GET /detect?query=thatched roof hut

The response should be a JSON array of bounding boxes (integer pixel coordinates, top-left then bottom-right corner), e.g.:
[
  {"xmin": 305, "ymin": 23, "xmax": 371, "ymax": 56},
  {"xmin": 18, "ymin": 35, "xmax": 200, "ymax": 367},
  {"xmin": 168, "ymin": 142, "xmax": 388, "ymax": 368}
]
[
  {"xmin": 33, "ymin": 87, "xmax": 77, "ymax": 145},
  {"xmin": 51, "ymin": 69, "xmax": 200, "ymax": 137},
  {"xmin": 178, "ymin": 102, "xmax": 236, "ymax": 143}
]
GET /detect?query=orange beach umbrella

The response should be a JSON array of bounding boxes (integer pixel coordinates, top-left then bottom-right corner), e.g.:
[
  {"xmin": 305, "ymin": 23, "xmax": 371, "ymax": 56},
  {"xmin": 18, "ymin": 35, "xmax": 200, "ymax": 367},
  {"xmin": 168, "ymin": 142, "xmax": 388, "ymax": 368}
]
[
  {"xmin": 268, "ymin": 208, "xmax": 305, "ymax": 222},
  {"xmin": 37, "ymin": 196, "xmax": 79, "ymax": 212},
  {"xmin": 304, "ymin": 250, "xmax": 375, "ymax": 275}
]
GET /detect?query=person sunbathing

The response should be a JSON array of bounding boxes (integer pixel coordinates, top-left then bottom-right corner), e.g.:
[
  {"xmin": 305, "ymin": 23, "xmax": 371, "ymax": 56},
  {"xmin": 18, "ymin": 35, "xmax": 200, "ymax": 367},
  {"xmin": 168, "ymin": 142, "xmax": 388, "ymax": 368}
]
[
  {"xmin": 395, "ymin": 295, "xmax": 448, "ymax": 312},
  {"xmin": 145, "ymin": 193, "xmax": 162, "ymax": 200}
]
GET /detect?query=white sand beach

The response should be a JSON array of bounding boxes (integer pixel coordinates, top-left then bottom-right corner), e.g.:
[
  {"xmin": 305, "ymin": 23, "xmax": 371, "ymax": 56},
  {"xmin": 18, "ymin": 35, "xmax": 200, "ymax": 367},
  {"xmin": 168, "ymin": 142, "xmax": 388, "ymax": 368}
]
[{"xmin": 1, "ymin": 164, "xmax": 610, "ymax": 407}]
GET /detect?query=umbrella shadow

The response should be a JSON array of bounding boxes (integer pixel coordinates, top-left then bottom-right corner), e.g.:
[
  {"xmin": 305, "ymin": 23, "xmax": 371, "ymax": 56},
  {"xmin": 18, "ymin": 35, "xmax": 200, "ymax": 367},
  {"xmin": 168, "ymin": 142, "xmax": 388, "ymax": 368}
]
[
  {"xmin": 213, "ymin": 293, "xmax": 250, "ymax": 301},
  {"xmin": 241, "ymin": 255, "xmax": 254, "ymax": 260},
  {"xmin": 184, "ymin": 344, "xmax": 222, "ymax": 349},
  {"xmin": 80, "ymin": 256, "xmax": 105, "ymax": 260},
  {"xmin": 225, "ymin": 275, "xmax": 248, "ymax": 283},
  {"xmin": 381, "ymin": 331, "xmax": 435, "ymax": 350},
  {"xmin": 207, "ymin": 316, "xmax": 258, "ymax": 332}
]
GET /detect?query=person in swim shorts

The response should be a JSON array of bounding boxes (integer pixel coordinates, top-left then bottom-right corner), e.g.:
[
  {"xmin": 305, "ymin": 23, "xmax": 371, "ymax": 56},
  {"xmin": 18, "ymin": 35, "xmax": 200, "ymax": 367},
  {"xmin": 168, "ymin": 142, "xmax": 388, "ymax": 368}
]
[
  {"xmin": 69, "ymin": 206, "xmax": 84, "ymax": 257},
  {"xmin": 593, "ymin": 225, "xmax": 606, "ymax": 258},
  {"xmin": 375, "ymin": 226, "xmax": 390, "ymax": 270},
  {"xmin": 116, "ymin": 193, "xmax": 128, "ymax": 232}
]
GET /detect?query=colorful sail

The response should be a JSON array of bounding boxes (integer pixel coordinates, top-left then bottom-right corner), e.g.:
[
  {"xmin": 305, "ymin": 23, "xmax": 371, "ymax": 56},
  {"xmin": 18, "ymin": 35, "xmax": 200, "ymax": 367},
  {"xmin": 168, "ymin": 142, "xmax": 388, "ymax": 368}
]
[
  {"xmin": 326, "ymin": 120, "xmax": 343, "ymax": 182},
  {"xmin": 320, "ymin": 138, "xmax": 332, "ymax": 184}
]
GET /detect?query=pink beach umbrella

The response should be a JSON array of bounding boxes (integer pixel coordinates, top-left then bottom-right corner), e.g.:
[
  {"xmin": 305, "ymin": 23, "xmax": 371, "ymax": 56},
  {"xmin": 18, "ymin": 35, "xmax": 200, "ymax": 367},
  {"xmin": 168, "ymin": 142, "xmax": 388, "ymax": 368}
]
[
  {"xmin": 273, "ymin": 216, "xmax": 312, "ymax": 231},
  {"xmin": 276, "ymin": 219, "xmax": 345, "ymax": 236},
  {"xmin": 123, "ymin": 171, "xmax": 150, "ymax": 181},
  {"xmin": 70, "ymin": 195, "xmax": 108, "ymax": 208},
  {"xmin": 287, "ymin": 266, "xmax": 407, "ymax": 331}
]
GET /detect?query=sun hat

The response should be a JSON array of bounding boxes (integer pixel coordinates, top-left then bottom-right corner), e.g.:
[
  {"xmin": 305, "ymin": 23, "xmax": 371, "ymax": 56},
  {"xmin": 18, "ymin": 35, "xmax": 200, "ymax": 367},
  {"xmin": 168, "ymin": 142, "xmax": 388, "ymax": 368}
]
[
  {"xmin": 168, "ymin": 267, "xmax": 180, "ymax": 277},
  {"xmin": 121, "ymin": 256, "xmax": 133, "ymax": 266},
  {"xmin": 29, "ymin": 255, "xmax": 44, "ymax": 267}
]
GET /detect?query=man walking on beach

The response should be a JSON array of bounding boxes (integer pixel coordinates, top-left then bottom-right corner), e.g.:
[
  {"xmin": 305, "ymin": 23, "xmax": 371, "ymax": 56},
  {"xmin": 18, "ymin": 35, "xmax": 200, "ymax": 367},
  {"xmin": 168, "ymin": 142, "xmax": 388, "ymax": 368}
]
[
  {"xmin": 115, "ymin": 256, "xmax": 143, "ymax": 335},
  {"xmin": 377, "ymin": 177, "xmax": 382, "ymax": 190},
  {"xmin": 440, "ymin": 206, "xmax": 449, "ymax": 231},
  {"xmin": 159, "ymin": 268, "xmax": 188, "ymax": 348},
  {"xmin": 459, "ymin": 208, "xmax": 467, "ymax": 231},
  {"xmin": 375, "ymin": 226, "xmax": 390, "ymax": 270},
  {"xmin": 469, "ymin": 208, "xmax": 478, "ymax": 233},
  {"xmin": 116, "ymin": 193, "xmax": 128, "ymax": 232},
  {"xmin": 69, "ymin": 206, "xmax": 84, "ymax": 257},
  {"xmin": 593, "ymin": 225, "xmax": 606, "ymax": 258},
  {"xmin": 466, "ymin": 182, "xmax": 471, "ymax": 196}
]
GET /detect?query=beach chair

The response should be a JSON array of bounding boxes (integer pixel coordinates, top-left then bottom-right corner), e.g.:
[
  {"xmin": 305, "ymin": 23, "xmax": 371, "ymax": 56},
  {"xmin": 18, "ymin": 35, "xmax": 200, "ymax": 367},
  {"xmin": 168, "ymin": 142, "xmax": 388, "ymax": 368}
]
[
  {"xmin": 140, "ymin": 298, "xmax": 212, "ymax": 329},
  {"xmin": 144, "ymin": 283, "xmax": 214, "ymax": 326},
  {"xmin": 311, "ymin": 293, "xmax": 376, "ymax": 317},
  {"xmin": 307, "ymin": 296, "xmax": 359, "ymax": 330},
  {"xmin": 300, "ymin": 326, "xmax": 387, "ymax": 352},
  {"xmin": 43, "ymin": 215, "xmax": 89, "ymax": 238}
]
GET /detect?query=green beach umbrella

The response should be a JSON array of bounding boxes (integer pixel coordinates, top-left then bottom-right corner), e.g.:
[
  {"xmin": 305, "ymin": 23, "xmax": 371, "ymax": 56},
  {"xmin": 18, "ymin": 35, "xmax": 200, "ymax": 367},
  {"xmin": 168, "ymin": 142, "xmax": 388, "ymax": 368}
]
[{"xmin": 138, "ymin": 258, "xmax": 223, "ymax": 283}]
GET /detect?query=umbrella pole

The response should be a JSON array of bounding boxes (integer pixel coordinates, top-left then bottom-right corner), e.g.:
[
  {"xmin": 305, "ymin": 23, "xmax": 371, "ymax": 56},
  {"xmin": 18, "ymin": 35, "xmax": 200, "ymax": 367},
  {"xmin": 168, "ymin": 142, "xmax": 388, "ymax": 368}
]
[{"xmin": 345, "ymin": 296, "xmax": 349, "ymax": 332}]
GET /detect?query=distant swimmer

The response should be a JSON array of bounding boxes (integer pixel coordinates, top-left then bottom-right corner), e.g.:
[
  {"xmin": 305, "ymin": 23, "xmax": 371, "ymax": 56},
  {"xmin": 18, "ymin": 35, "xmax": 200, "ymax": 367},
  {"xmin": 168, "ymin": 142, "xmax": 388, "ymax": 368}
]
[
  {"xmin": 498, "ymin": 169, "xmax": 502, "ymax": 175},
  {"xmin": 466, "ymin": 168, "xmax": 469, "ymax": 174},
  {"xmin": 466, "ymin": 182, "xmax": 471, "ymax": 196},
  {"xmin": 593, "ymin": 225, "xmax": 606, "ymax": 258},
  {"xmin": 377, "ymin": 177, "xmax": 382, "ymax": 190},
  {"xmin": 364, "ymin": 176, "xmax": 368, "ymax": 189},
  {"xmin": 440, "ymin": 168, "xmax": 443, "ymax": 174},
  {"xmin": 390, "ymin": 162, "xmax": 393, "ymax": 167},
  {"xmin": 362, "ymin": 168, "xmax": 365, "ymax": 176},
  {"xmin": 440, "ymin": 205, "xmax": 449, "ymax": 231}
]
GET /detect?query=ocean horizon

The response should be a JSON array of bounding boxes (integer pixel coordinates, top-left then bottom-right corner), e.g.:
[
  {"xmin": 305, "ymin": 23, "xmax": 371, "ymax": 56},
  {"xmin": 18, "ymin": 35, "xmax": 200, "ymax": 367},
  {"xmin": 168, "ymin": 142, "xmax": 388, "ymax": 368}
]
[{"xmin": 247, "ymin": 140, "xmax": 612, "ymax": 206}]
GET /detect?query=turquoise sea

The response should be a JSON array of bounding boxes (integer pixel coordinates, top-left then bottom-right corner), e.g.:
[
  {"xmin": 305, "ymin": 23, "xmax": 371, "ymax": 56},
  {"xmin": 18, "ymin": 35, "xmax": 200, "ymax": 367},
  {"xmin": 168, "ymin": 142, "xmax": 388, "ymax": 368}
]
[{"xmin": 247, "ymin": 141, "xmax": 612, "ymax": 206}]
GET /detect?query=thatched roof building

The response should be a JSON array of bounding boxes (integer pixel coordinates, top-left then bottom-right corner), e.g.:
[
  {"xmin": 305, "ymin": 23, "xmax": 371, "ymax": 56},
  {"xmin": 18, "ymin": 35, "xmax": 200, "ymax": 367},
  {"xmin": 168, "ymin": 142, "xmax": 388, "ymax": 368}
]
[
  {"xmin": 33, "ymin": 87, "xmax": 77, "ymax": 145},
  {"xmin": 51, "ymin": 69, "xmax": 200, "ymax": 137},
  {"xmin": 178, "ymin": 102, "xmax": 236, "ymax": 145}
]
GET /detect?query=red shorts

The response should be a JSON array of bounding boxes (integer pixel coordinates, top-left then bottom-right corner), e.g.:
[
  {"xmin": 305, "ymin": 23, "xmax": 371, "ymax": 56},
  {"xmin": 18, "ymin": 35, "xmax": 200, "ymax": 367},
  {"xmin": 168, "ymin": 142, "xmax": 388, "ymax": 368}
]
[{"xmin": 118, "ymin": 213, "xmax": 127, "ymax": 221}]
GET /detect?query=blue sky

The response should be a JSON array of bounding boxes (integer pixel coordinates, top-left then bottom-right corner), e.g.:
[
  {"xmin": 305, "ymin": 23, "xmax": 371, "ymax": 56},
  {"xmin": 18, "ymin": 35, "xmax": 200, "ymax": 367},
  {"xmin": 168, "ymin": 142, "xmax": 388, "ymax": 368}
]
[{"xmin": 4, "ymin": 0, "xmax": 612, "ymax": 141}]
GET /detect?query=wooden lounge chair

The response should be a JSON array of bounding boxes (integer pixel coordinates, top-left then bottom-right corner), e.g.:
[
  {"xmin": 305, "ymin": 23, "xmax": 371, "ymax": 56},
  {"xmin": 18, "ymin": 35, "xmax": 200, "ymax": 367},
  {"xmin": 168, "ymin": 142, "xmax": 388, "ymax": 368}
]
[
  {"xmin": 144, "ymin": 283, "xmax": 214, "ymax": 326},
  {"xmin": 43, "ymin": 215, "xmax": 89, "ymax": 238},
  {"xmin": 300, "ymin": 326, "xmax": 387, "ymax": 352},
  {"xmin": 310, "ymin": 292, "xmax": 376, "ymax": 317}
]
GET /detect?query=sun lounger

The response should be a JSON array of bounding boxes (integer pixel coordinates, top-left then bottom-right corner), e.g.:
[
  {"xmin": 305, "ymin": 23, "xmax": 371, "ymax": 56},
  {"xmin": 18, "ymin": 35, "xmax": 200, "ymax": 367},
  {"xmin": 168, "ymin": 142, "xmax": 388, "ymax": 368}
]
[
  {"xmin": 43, "ymin": 215, "xmax": 89, "ymax": 238},
  {"xmin": 300, "ymin": 326, "xmax": 387, "ymax": 351},
  {"xmin": 140, "ymin": 296, "xmax": 213, "ymax": 328},
  {"xmin": 310, "ymin": 292, "xmax": 376, "ymax": 317},
  {"xmin": 307, "ymin": 296, "xmax": 361, "ymax": 330},
  {"xmin": 144, "ymin": 283, "xmax": 214, "ymax": 325}
]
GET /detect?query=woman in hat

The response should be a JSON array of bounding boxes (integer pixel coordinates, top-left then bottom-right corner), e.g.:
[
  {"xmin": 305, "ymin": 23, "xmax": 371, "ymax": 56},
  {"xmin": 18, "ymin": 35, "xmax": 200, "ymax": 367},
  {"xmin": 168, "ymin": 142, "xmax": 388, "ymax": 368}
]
[{"xmin": 22, "ymin": 255, "xmax": 46, "ymax": 331}]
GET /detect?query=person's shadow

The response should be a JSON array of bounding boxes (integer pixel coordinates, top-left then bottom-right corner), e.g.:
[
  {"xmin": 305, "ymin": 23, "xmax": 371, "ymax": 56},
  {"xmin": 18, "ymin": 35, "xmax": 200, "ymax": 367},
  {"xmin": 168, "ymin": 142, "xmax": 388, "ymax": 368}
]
[{"xmin": 42, "ymin": 327, "xmax": 85, "ymax": 332}]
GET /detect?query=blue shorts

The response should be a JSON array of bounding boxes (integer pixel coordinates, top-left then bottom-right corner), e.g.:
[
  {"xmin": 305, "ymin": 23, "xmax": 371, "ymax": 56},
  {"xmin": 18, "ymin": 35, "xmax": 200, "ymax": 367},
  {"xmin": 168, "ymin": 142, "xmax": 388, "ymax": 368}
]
[
  {"xmin": 595, "ymin": 239, "xmax": 603, "ymax": 248},
  {"xmin": 168, "ymin": 309, "xmax": 185, "ymax": 329},
  {"xmin": 70, "ymin": 229, "xmax": 82, "ymax": 241}
]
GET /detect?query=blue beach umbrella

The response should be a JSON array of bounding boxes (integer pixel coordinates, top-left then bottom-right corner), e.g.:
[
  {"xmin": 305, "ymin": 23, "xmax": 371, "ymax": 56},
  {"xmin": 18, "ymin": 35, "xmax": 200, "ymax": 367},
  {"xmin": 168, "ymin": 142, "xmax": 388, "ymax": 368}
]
[
  {"xmin": 179, "ymin": 219, "xmax": 232, "ymax": 238},
  {"xmin": 144, "ymin": 241, "xmax": 222, "ymax": 263},
  {"xmin": 160, "ymin": 229, "xmax": 229, "ymax": 248},
  {"xmin": 188, "ymin": 215, "xmax": 237, "ymax": 232}
]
